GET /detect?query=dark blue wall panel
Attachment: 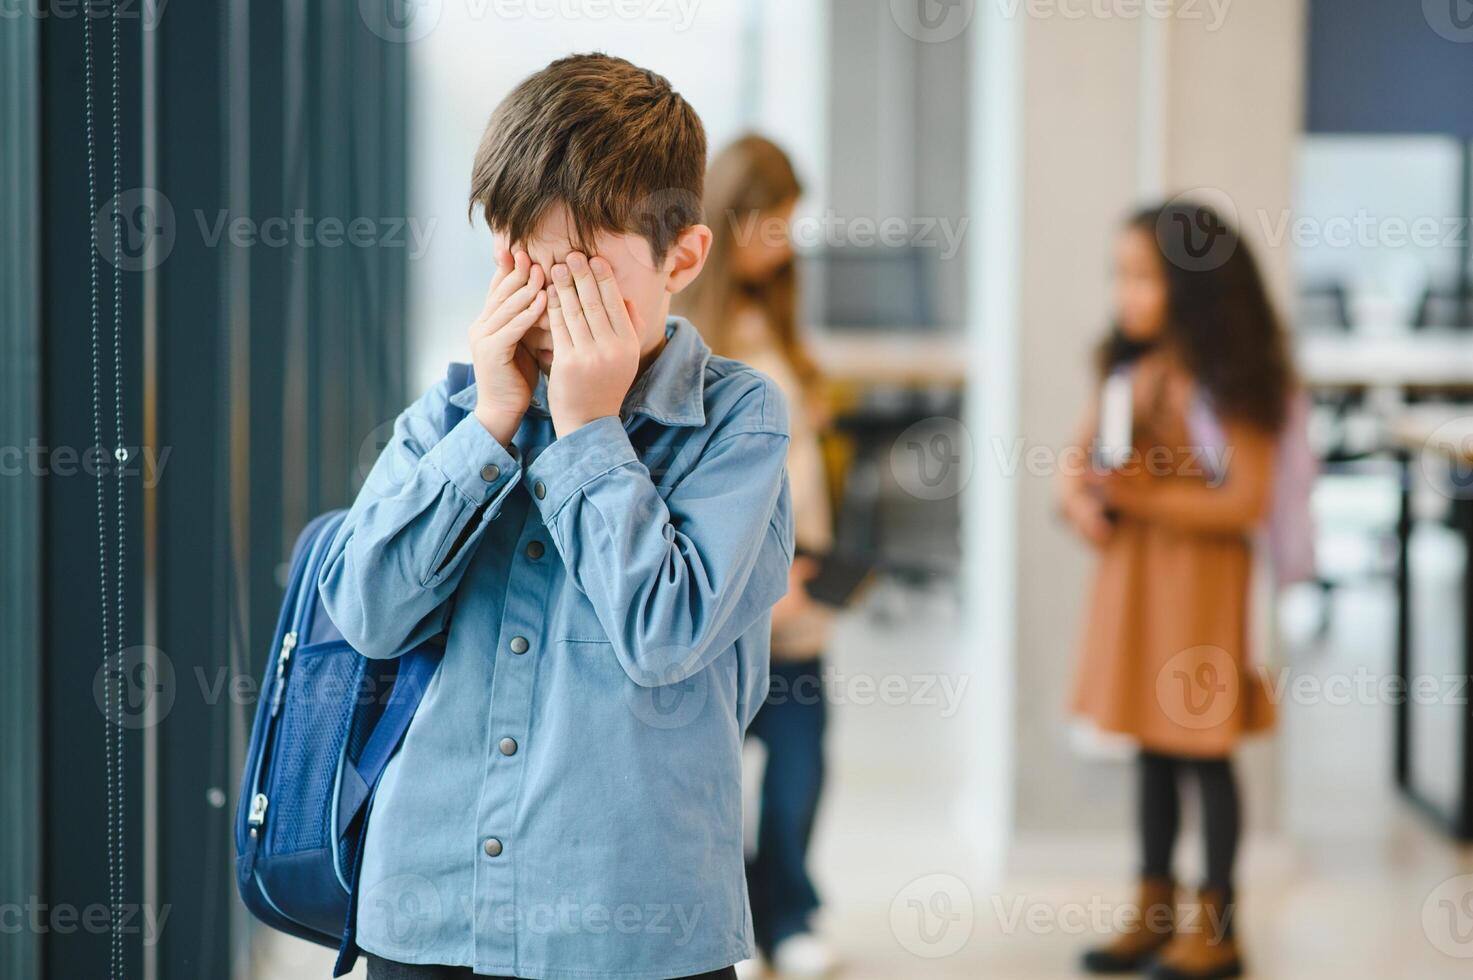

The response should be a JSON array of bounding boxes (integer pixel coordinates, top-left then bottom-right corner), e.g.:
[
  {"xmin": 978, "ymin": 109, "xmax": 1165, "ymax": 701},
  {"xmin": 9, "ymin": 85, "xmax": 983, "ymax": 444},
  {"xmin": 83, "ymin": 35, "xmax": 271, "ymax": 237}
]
[{"xmin": 1307, "ymin": 0, "xmax": 1473, "ymax": 135}]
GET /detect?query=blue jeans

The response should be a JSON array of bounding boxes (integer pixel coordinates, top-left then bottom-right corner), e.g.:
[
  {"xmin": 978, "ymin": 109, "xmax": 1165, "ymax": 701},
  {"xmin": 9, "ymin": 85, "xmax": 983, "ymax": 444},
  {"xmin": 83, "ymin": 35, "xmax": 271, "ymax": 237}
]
[{"xmin": 744, "ymin": 658, "xmax": 827, "ymax": 954}]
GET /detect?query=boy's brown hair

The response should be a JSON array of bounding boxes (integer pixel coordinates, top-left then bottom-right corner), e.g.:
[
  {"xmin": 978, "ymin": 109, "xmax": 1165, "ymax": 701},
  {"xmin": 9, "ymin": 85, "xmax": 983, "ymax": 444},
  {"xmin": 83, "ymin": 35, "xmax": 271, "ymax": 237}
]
[{"xmin": 469, "ymin": 53, "xmax": 706, "ymax": 263}]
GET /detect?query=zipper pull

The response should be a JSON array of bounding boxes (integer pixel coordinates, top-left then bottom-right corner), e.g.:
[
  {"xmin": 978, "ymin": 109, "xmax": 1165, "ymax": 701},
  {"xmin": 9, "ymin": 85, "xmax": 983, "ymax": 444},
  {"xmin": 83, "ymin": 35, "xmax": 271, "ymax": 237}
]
[
  {"xmin": 247, "ymin": 793, "xmax": 268, "ymax": 836},
  {"xmin": 268, "ymin": 630, "xmax": 298, "ymax": 718}
]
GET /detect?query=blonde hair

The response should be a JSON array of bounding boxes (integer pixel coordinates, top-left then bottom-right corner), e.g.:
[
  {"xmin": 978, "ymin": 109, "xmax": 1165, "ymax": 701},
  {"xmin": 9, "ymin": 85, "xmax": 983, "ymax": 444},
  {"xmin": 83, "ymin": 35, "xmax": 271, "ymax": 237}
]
[{"xmin": 676, "ymin": 134, "xmax": 816, "ymax": 386}]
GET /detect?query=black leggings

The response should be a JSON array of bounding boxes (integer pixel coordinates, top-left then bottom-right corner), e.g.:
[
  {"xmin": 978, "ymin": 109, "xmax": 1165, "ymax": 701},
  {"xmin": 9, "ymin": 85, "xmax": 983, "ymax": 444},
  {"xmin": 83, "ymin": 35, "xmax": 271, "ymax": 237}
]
[
  {"xmin": 1138, "ymin": 750, "xmax": 1240, "ymax": 893},
  {"xmin": 364, "ymin": 954, "xmax": 736, "ymax": 980}
]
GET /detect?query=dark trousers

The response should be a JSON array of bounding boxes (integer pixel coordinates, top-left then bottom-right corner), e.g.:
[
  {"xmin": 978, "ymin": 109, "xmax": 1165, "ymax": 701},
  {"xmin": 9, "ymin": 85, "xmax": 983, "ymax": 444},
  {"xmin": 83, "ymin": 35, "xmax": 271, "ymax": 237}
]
[
  {"xmin": 1138, "ymin": 750, "xmax": 1241, "ymax": 893},
  {"xmin": 744, "ymin": 657, "xmax": 827, "ymax": 955},
  {"xmin": 365, "ymin": 954, "xmax": 736, "ymax": 980}
]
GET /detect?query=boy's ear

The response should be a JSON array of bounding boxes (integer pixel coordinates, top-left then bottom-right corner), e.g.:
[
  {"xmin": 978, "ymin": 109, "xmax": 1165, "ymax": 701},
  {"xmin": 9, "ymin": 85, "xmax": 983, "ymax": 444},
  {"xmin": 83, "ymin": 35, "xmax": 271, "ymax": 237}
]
[{"xmin": 663, "ymin": 223, "xmax": 713, "ymax": 295}]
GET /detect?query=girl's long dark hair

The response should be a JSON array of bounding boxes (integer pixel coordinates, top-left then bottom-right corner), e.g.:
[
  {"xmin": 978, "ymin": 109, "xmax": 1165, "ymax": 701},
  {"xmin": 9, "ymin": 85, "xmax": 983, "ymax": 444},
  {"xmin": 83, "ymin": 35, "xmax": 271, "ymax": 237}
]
[{"xmin": 1099, "ymin": 202, "xmax": 1295, "ymax": 433}]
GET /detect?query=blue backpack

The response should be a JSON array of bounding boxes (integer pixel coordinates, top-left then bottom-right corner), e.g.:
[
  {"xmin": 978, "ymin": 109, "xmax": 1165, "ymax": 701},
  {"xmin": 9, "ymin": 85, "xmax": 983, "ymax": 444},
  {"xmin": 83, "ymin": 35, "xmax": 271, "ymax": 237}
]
[{"xmin": 235, "ymin": 364, "xmax": 473, "ymax": 975}]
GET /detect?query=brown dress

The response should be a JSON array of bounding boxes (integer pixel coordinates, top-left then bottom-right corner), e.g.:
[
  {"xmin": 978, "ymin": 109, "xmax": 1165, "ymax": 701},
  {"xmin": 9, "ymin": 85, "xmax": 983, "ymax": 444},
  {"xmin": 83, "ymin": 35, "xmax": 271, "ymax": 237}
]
[{"xmin": 1069, "ymin": 355, "xmax": 1277, "ymax": 758}]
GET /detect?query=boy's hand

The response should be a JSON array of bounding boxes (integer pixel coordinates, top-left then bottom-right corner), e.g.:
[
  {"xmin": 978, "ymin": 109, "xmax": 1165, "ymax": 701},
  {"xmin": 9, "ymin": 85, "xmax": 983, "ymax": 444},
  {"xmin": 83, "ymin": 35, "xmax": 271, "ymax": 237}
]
[
  {"xmin": 471, "ymin": 245, "xmax": 547, "ymax": 446},
  {"xmin": 545, "ymin": 252, "xmax": 641, "ymax": 437}
]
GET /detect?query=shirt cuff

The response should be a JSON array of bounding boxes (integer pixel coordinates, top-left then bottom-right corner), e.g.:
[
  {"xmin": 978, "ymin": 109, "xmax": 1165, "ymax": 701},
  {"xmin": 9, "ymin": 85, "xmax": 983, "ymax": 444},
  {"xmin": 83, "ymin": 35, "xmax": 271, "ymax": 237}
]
[
  {"xmin": 423, "ymin": 413, "xmax": 522, "ymax": 507},
  {"xmin": 526, "ymin": 415, "xmax": 639, "ymax": 522}
]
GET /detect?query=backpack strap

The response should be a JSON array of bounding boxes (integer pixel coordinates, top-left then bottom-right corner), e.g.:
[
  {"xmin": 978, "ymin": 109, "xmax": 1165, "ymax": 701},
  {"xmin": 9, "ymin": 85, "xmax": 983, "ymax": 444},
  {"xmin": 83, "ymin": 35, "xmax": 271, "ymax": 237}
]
[
  {"xmin": 334, "ymin": 648, "xmax": 441, "ymax": 840},
  {"xmin": 331, "ymin": 647, "xmax": 441, "ymax": 976}
]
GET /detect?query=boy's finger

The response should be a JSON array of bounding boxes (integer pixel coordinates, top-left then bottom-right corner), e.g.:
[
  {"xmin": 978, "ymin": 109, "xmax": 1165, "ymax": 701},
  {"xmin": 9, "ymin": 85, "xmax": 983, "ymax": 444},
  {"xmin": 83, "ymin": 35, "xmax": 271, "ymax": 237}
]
[
  {"xmin": 487, "ymin": 291, "xmax": 546, "ymax": 352},
  {"xmin": 566, "ymin": 252, "xmax": 613, "ymax": 339},
  {"xmin": 479, "ymin": 246, "xmax": 516, "ymax": 319},
  {"xmin": 550, "ymin": 263, "xmax": 592, "ymax": 346},
  {"xmin": 546, "ymin": 285, "xmax": 574, "ymax": 354},
  {"xmin": 491, "ymin": 265, "xmax": 545, "ymax": 331},
  {"xmin": 590, "ymin": 256, "xmax": 633, "ymax": 338},
  {"xmin": 486, "ymin": 251, "xmax": 531, "ymax": 314}
]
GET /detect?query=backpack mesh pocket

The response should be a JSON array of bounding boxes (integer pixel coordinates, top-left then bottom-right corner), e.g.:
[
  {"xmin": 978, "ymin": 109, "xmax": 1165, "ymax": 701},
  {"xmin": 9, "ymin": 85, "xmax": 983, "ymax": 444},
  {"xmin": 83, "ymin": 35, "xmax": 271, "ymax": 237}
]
[{"xmin": 266, "ymin": 647, "xmax": 362, "ymax": 855}]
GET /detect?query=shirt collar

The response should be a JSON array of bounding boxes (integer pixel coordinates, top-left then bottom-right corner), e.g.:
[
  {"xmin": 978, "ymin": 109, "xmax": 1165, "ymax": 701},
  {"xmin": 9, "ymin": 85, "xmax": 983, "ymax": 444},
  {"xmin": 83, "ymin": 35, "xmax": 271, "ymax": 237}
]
[{"xmin": 447, "ymin": 316, "xmax": 710, "ymax": 428}]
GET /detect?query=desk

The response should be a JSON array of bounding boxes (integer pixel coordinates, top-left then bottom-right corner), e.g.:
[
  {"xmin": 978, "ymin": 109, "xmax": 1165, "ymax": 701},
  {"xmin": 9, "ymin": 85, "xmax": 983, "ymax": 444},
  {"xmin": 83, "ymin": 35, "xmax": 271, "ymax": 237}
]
[
  {"xmin": 807, "ymin": 329, "xmax": 968, "ymax": 388},
  {"xmin": 803, "ymin": 329, "xmax": 966, "ymax": 576},
  {"xmin": 1388, "ymin": 407, "xmax": 1473, "ymax": 841},
  {"xmin": 1297, "ymin": 330, "xmax": 1473, "ymax": 390}
]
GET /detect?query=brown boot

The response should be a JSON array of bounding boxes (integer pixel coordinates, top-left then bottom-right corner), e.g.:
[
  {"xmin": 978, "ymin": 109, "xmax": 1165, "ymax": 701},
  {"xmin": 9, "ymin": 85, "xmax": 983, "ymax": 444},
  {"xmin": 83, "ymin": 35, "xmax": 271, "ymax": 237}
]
[
  {"xmin": 1081, "ymin": 877, "xmax": 1177, "ymax": 974},
  {"xmin": 1148, "ymin": 887, "xmax": 1243, "ymax": 980}
]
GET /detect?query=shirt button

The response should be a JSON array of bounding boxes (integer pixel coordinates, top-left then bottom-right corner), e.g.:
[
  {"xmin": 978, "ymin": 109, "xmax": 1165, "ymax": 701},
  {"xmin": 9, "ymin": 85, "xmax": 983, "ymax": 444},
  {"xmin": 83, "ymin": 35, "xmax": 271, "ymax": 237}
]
[
  {"xmin": 482, "ymin": 837, "xmax": 503, "ymax": 858},
  {"xmin": 480, "ymin": 463, "xmax": 500, "ymax": 482},
  {"xmin": 533, "ymin": 480, "xmax": 546, "ymax": 499},
  {"xmin": 498, "ymin": 737, "xmax": 518, "ymax": 756},
  {"xmin": 525, "ymin": 540, "xmax": 544, "ymax": 560},
  {"xmin": 509, "ymin": 635, "xmax": 529, "ymax": 655}
]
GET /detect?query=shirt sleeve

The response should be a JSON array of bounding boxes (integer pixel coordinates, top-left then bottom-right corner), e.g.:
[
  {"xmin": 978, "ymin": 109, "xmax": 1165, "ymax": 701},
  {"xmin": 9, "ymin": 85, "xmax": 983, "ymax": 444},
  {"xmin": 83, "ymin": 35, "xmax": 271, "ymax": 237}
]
[
  {"xmin": 318, "ymin": 382, "xmax": 522, "ymax": 659},
  {"xmin": 526, "ymin": 410, "xmax": 794, "ymax": 688}
]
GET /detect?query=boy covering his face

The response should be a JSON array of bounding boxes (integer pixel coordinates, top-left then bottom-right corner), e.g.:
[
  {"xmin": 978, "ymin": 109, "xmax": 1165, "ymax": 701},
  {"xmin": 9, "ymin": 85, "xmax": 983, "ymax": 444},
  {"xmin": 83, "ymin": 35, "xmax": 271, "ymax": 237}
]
[{"xmin": 320, "ymin": 53, "xmax": 794, "ymax": 980}]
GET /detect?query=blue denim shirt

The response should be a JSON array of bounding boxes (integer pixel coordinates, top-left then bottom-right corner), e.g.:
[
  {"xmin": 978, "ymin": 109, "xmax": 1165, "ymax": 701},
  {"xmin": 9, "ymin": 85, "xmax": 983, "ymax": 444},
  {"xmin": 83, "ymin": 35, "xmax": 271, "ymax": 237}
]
[{"xmin": 319, "ymin": 318, "xmax": 793, "ymax": 979}]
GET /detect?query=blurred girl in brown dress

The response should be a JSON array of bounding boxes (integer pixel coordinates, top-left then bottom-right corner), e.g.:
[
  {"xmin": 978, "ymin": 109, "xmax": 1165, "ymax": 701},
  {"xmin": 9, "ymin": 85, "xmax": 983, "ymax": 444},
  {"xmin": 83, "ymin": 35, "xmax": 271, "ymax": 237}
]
[{"xmin": 1060, "ymin": 203, "xmax": 1294, "ymax": 980}]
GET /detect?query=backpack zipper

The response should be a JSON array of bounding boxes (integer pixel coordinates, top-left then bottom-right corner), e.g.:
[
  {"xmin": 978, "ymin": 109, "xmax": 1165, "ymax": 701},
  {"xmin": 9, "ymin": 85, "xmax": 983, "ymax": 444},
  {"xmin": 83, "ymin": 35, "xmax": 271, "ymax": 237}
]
[
  {"xmin": 247, "ymin": 792, "xmax": 268, "ymax": 836},
  {"xmin": 267, "ymin": 630, "xmax": 298, "ymax": 718}
]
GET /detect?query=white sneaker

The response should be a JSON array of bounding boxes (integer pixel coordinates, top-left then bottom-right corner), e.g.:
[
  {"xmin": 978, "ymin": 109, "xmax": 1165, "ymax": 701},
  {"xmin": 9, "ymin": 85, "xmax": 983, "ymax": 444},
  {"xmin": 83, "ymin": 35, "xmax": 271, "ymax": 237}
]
[
  {"xmin": 734, "ymin": 955, "xmax": 766, "ymax": 980},
  {"xmin": 771, "ymin": 933, "xmax": 837, "ymax": 978}
]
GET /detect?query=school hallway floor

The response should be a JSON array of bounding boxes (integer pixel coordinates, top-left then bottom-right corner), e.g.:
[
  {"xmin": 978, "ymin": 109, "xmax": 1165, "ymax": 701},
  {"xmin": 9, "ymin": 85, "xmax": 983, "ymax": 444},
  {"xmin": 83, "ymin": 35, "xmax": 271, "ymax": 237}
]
[{"xmin": 252, "ymin": 576, "xmax": 1473, "ymax": 980}]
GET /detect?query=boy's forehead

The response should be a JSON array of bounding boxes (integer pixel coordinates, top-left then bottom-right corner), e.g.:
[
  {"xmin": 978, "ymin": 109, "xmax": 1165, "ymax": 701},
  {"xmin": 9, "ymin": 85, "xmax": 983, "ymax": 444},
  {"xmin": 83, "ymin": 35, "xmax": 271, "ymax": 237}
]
[
  {"xmin": 507, "ymin": 206, "xmax": 654, "ymax": 275},
  {"xmin": 517, "ymin": 205, "xmax": 580, "ymax": 263}
]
